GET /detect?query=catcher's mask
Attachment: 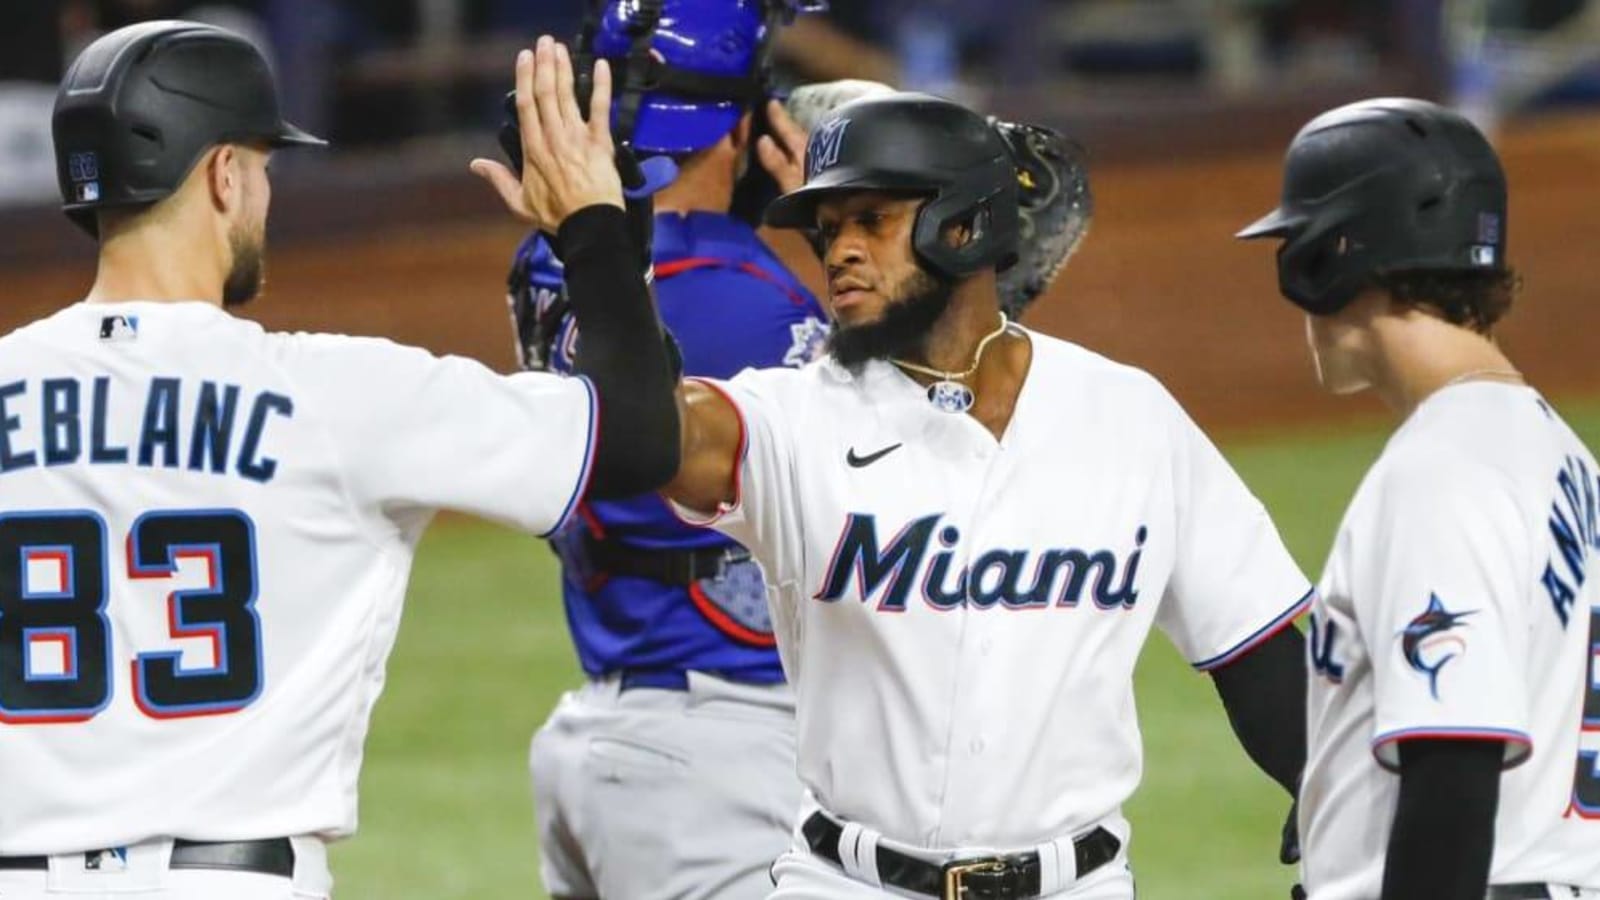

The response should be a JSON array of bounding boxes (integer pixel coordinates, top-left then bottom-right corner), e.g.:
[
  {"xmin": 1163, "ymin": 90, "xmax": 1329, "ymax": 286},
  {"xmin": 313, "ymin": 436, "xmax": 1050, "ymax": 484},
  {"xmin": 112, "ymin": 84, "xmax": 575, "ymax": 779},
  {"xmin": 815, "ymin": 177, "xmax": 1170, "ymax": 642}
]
[
  {"xmin": 764, "ymin": 92, "xmax": 1021, "ymax": 282},
  {"xmin": 574, "ymin": 0, "xmax": 827, "ymax": 155},
  {"xmin": 1237, "ymin": 97, "xmax": 1508, "ymax": 316}
]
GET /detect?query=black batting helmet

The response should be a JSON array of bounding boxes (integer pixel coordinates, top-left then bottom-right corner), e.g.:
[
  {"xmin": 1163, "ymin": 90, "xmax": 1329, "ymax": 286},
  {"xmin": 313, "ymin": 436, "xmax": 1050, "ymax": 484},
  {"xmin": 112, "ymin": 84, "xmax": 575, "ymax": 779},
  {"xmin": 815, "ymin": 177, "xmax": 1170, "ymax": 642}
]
[
  {"xmin": 52, "ymin": 20, "xmax": 326, "ymax": 236},
  {"xmin": 1237, "ymin": 97, "xmax": 1508, "ymax": 315},
  {"xmin": 764, "ymin": 92, "xmax": 1020, "ymax": 280}
]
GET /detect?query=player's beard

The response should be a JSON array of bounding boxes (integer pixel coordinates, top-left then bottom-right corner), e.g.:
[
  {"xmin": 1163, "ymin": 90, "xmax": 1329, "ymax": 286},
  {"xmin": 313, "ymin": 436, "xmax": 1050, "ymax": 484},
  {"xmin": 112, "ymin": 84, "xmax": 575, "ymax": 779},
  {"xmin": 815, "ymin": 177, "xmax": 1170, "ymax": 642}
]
[
  {"xmin": 222, "ymin": 220, "xmax": 266, "ymax": 308},
  {"xmin": 827, "ymin": 268, "xmax": 954, "ymax": 373}
]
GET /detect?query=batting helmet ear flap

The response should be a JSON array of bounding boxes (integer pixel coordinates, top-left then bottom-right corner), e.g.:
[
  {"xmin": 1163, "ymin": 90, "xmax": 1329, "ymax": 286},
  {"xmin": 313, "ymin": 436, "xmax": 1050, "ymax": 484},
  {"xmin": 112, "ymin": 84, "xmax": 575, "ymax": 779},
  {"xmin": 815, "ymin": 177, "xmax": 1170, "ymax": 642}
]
[
  {"xmin": 1274, "ymin": 212, "xmax": 1373, "ymax": 315},
  {"xmin": 910, "ymin": 158, "xmax": 1020, "ymax": 280}
]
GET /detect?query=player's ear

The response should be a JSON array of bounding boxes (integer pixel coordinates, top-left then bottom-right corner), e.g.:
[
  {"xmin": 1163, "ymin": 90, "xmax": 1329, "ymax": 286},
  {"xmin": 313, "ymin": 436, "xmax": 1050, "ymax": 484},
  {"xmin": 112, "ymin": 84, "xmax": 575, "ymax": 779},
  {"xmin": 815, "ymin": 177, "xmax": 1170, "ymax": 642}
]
[
  {"xmin": 942, "ymin": 212, "xmax": 976, "ymax": 249},
  {"xmin": 205, "ymin": 144, "xmax": 239, "ymax": 216}
]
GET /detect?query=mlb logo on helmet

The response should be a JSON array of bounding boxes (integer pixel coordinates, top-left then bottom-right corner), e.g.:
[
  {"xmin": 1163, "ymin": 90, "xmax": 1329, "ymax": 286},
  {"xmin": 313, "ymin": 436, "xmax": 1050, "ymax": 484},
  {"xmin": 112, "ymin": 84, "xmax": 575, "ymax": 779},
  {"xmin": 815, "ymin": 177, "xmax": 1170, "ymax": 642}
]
[{"xmin": 807, "ymin": 117, "xmax": 850, "ymax": 180}]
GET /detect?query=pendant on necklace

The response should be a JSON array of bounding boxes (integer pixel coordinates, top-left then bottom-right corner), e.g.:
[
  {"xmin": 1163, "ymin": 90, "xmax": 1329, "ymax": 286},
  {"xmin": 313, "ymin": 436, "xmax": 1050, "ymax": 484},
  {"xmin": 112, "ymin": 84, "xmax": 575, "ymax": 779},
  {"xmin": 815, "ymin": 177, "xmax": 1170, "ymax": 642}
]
[{"xmin": 927, "ymin": 380, "xmax": 975, "ymax": 414}]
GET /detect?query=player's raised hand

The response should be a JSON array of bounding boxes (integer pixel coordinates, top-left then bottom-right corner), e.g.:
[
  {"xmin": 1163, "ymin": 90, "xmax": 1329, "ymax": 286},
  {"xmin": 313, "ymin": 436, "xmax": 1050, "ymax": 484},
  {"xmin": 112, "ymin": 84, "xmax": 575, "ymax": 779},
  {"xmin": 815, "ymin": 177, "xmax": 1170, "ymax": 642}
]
[
  {"xmin": 756, "ymin": 99, "xmax": 809, "ymax": 195},
  {"xmin": 472, "ymin": 36, "xmax": 623, "ymax": 230}
]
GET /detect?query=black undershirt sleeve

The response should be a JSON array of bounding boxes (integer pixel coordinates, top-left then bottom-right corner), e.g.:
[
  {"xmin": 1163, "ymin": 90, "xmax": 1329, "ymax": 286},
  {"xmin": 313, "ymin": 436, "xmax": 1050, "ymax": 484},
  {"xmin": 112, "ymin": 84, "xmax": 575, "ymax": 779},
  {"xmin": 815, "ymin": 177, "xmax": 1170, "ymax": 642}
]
[
  {"xmin": 556, "ymin": 205, "xmax": 681, "ymax": 499},
  {"xmin": 1210, "ymin": 626, "xmax": 1308, "ymax": 796},
  {"xmin": 1380, "ymin": 739, "xmax": 1502, "ymax": 900}
]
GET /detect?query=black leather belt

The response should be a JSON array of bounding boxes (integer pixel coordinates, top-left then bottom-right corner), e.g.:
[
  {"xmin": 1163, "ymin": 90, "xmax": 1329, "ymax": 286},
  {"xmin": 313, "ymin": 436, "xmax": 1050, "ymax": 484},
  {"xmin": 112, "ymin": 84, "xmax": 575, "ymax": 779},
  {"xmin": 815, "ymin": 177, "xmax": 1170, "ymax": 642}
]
[
  {"xmin": 583, "ymin": 531, "xmax": 749, "ymax": 585},
  {"xmin": 0, "ymin": 838, "xmax": 294, "ymax": 878},
  {"xmin": 1487, "ymin": 886, "xmax": 1575, "ymax": 899},
  {"xmin": 802, "ymin": 811, "xmax": 1120, "ymax": 900}
]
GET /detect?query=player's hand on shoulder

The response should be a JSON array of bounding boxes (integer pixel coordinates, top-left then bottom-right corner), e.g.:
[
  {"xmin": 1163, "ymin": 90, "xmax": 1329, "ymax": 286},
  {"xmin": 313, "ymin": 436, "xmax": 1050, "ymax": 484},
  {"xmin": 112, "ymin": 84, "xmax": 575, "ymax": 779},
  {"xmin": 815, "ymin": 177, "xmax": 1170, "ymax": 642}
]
[{"xmin": 471, "ymin": 36, "xmax": 623, "ymax": 230}]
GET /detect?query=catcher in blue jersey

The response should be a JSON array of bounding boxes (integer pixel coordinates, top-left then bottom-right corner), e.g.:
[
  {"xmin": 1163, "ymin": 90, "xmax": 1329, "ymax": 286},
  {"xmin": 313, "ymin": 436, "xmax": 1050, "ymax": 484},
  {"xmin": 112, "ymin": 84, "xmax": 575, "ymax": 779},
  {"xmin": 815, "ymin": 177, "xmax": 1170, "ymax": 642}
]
[{"xmin": 503, "ymin": 5, "xmax": 1090, "ymax": 896}]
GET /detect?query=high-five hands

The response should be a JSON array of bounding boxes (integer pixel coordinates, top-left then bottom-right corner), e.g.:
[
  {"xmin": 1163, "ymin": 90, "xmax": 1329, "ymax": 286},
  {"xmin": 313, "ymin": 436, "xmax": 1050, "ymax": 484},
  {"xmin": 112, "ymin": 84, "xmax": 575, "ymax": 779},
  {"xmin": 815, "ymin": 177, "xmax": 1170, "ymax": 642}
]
[{"xmin": 471, "ymin": 36, "xmax": 622, "ymax": 230}]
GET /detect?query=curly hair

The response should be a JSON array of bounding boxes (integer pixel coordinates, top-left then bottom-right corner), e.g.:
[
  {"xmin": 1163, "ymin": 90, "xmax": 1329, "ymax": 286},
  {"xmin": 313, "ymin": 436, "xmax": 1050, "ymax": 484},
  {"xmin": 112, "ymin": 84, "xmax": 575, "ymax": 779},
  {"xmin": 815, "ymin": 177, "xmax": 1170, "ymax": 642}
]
[{"xmin": 1372, "ymin": 268, "xmax": 1521, "ymax": 334}]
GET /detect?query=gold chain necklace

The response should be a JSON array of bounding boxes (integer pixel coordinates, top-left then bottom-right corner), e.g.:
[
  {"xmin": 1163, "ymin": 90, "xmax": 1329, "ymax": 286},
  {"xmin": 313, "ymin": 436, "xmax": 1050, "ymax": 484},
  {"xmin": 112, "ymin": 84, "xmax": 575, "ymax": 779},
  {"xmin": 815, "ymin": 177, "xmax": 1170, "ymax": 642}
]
[
  {"xmin": 1439, "ymin": 367, "xmax": 1524, "ymax": 390},
  {"xmin": 890, "ymin": 314, "xmax": 1010, "ymax": 413}
]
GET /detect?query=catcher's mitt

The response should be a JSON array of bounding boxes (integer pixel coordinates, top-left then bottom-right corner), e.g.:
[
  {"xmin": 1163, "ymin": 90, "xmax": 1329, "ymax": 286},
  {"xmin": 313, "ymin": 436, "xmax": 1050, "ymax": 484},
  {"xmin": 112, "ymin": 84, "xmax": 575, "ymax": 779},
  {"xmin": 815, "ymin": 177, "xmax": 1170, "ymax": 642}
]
[{"xmin": 990, "ymin": 118, "xmax": 1093, "ymax": 319}]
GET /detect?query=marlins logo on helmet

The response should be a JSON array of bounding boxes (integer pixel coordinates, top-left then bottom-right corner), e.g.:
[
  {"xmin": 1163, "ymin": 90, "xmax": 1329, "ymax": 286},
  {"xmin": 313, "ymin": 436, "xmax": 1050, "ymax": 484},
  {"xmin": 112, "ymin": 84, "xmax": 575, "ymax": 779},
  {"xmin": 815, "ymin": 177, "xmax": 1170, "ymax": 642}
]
[{"xmin": 807, "ymin": 118, "xmax": 849, "ymax": 179}]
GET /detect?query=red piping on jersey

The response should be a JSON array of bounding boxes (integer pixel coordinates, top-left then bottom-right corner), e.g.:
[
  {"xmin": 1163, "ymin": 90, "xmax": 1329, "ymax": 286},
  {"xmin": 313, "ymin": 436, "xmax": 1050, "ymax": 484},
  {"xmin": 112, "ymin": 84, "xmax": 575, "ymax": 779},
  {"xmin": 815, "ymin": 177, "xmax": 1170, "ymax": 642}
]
[
  {"xmin": 0, "ymin": 708, "xmax": 96, "ymax": 725},
  {"xmin": 572, "ymin": 504, "xmax": 611, "ymax": 592},
  {"xmin": 654, "ymin": 257, "xmax": 810, "ymax": 307},
  {"xmin": 577, "ymin": 503, "xmax": 606, "ymax": 540},
  {"xmin": 1193, "ymin": 588, "xmax": 1314, "ymax": 672},
  {"xmin": 1369, "ymin": 727, "xmax": 1533, "ymax": 774}
]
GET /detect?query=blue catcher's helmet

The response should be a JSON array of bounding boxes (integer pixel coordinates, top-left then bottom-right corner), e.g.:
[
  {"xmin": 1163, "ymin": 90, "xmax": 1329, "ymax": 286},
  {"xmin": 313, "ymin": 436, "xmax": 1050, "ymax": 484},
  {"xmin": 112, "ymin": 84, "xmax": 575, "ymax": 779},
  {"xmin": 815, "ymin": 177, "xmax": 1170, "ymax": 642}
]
[{"xmin": 587, "ymin": 0, "xmax": 827, "ymax": 155}]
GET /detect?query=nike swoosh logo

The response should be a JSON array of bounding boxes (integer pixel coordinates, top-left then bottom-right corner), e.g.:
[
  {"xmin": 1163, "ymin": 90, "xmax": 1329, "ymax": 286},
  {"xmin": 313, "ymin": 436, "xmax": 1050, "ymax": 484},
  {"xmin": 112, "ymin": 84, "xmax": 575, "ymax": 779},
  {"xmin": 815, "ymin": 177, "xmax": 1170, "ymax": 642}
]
[{"xmin": 846, "ymin": 443, "xmax": 903, "ymax": 468}]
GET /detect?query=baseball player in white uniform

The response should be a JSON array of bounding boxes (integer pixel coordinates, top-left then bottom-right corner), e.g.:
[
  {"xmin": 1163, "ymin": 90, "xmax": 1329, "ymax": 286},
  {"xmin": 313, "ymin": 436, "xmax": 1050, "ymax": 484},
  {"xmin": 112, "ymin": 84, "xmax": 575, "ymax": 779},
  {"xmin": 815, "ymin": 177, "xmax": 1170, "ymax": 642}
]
[
  {"xmin": 1239, "ymin": 98, "xmax": 1600, "ymax": 900},
  {"xmin": 529, "ymin": 40, "xmax": 1316, "ymax": 900},
  {"xmin": 0, "ymin": 25, "xmax": 677, "ymax": 899}
]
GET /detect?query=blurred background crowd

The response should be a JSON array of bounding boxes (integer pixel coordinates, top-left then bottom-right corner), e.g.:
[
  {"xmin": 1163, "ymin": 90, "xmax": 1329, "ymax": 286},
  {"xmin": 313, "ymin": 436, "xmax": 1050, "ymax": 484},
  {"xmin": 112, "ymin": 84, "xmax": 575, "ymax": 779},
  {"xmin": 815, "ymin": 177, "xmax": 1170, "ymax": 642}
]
[{"xmin": 3, "ymin": 0, "xmax": 1600, "ymax": 210}]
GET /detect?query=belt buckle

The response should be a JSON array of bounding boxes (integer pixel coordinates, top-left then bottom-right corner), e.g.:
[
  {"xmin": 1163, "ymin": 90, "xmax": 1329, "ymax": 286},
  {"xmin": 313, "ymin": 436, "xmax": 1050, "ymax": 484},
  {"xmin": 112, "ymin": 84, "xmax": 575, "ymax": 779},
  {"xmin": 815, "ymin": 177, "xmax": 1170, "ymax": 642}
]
[{"xmin": 942, "ymin": 858, "xmax": 1009, "ymax": 900}]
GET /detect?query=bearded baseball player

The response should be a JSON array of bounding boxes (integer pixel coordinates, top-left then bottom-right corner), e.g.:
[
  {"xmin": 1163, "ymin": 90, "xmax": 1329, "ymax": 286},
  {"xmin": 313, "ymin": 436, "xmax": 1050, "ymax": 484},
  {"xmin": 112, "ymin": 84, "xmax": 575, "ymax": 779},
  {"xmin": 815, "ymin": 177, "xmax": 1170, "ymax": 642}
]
[
  {"xmin": 0, "ymin": 24, "xmax": 677, "ymax": 899},
  {"xmin": 506, "ymin": 6, "xmax": 1093, "ymax": 893},
  {"xmin": 781, "ymin": 81, "xmax": 1094, "ymax": 321},
  {"xmin": 525, "ymin": 40, "xmax": 1312, "ymax": 899},
  {"xmin": 1239, "ymin": 98, "xmax": 1600, "ymax": 900}
]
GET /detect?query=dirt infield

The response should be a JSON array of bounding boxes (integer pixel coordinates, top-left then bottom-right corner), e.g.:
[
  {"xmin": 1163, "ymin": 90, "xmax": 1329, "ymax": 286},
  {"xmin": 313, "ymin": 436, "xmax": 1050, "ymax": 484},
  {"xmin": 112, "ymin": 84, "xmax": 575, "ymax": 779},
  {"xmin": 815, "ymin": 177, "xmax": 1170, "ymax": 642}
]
[{"xmin": 4, "ymin": 113, "xmax": 1597, "ymax": 432}]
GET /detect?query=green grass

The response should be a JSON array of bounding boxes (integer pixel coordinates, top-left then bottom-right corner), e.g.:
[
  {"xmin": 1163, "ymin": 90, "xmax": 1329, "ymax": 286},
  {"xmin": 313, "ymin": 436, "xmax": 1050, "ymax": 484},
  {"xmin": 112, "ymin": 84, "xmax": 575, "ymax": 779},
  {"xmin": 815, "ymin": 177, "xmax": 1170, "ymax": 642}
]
[{"xmin": 331, "ymin": 396, "xmax": 1600, "ymax": 900}]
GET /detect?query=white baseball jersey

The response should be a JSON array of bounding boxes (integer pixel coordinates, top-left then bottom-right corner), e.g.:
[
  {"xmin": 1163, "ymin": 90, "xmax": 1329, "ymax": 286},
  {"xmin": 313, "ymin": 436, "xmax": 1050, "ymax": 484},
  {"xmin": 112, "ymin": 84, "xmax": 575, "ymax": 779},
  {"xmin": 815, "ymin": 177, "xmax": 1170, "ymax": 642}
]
[
  {"xmin": 676, "ymin": 327, "xmax": 1311, "ymax": 849},
  {"xmin": 0, "ymin": 301, "xmax": 595, "ymax": 854},
  {"xmin": 1301, "ymin": 382, "xmax": 1600, "ymax": 898}
]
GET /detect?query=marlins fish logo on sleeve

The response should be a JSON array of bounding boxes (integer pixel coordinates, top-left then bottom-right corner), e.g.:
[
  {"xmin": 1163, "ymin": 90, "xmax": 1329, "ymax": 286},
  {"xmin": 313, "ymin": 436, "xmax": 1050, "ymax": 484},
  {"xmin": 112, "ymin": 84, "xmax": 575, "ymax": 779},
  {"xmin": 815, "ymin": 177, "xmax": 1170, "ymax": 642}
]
[{"xmin": 1399, "ymin": 593, "xmax": 1475, "ymax": 699}]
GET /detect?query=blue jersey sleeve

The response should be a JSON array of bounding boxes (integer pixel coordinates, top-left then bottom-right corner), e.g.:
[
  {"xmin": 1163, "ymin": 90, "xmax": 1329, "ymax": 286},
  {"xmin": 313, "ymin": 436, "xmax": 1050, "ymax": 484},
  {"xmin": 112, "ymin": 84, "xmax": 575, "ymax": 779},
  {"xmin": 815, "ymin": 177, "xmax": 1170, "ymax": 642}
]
[{"xmin": 655, "ymin": 267, "xmax": 828, "ymax": 378}]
